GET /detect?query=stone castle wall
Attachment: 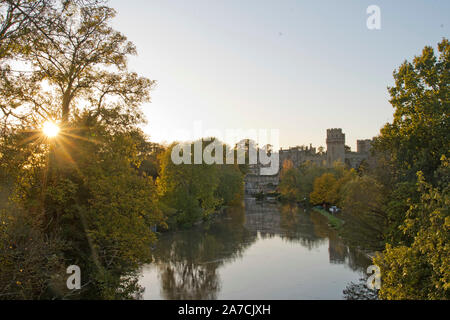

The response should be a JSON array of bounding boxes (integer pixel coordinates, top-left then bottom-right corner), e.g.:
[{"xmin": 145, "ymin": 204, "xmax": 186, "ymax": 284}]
[
  {"xmin": 279, "ymin": 128, "xmax": 373, "ymax": 171},
  {"xmin": 244, "ymin": 129, "xmax": 374, "ymax": 195}
]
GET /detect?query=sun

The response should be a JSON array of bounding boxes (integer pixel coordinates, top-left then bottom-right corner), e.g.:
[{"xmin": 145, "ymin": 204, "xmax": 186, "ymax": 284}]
[{"xmin": 42, "ymin": 121, "xmax": 60, "ymax": 138}]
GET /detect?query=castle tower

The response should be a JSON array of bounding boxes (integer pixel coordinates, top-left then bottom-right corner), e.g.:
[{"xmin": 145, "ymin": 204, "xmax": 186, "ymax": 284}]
[
  {"xmin": 326, "ymin": 129, "xmax": 345, "ymax": 167},
  {"xmin": 357, "ymin": 139, "xmax": 372, "ymax": 154}
]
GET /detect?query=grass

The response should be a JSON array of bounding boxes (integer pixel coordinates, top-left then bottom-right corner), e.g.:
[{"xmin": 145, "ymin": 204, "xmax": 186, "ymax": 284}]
[{"xmin": 312, "ymin": 207, "xmax": 344, "ymax": 230}]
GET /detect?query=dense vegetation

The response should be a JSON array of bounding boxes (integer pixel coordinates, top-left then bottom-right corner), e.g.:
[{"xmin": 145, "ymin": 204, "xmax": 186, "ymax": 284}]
[
  {"xmin": 157, "ymin": 140, "xmax": 244, "ymax": 229},
  {"xmin": 371, "ymin": 38, "xmax": 449, "ymax": 300},
  {"xmin": 0, "ymin": 0, "xmax": 243, "ymax": 299},
  {"xmin": 279, "ymin": 39, "xmax": 449, "ymax": 300},
  {"xmin": 0, "ymin": 0, "xmax": 447, "ymax": 301},
  {"xmin": 279, "ymin": 160, "xmax": 356, "ymax": 208}
]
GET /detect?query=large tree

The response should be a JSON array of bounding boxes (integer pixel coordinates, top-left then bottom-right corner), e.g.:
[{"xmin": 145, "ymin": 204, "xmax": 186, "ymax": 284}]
[
  {"xmin": 157, "ymin": 141, "xmax": 222, "ymax": 228},
  {"xmin": 374, "ymin": 158, "xmax": 449, "ymax": 300},
  {"xmin": 310, "ymin": 173, "xmax": 338, "ymax": 206},
  {"xmin": 0, "ymin": 0, "xmax": 51, "ymax": 59},
  {"xmin": 370, "ymin": 39, "xmax": 450, "ymax": 300},
  {"xmin": 339, "ymin": 175, "xmax": 387, "ymax": 251},
  {"xmin": 0, "ymin": 1, "xmax": 163, "ymax": 299},
  {"xmin": 373, "ymin": 38, "xmax": 449, "ymax": 184},
  {"xmin": 0, "ymin": 0, "xmax": 154, "ymax": 127}
]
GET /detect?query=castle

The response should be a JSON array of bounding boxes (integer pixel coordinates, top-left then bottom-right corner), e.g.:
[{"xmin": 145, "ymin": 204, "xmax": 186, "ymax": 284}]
[
  {"xmin": 279, "ymin": 128, "xmax": 373, "ymax": 170},
  {"xmin": 245, "ymin": 129, "xmax": 374, "ymax": 194}
]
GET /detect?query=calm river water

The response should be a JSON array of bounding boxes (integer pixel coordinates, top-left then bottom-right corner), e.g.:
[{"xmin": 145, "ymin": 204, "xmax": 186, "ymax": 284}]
[{"xmin": 139, "ymin": 199, "xmax": 371, "ymax": 300}]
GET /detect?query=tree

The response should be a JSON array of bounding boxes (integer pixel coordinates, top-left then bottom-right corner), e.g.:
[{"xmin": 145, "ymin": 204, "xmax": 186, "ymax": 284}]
[
  {"xmin": 278, "ymin": 161, "xmax": 328, "ymax": 203},
  {"xmin": 157, "ymin": 141, "xmax": 221, "ymax": 228},
  {"xmin": 334, "ymin": 167, "xmax": 357, "ymax": 208},
  {"xmin": 310, "ymin": 173, "xmax": 338, "ymax": 206},
  {"xmin": 157, "ymin": 139, "xmax": 244, "ymax": 228},
  {"xmin": 383, "ymin": 181, "xmax": 419, "ymax": 246},
  {"xmin": 0, "ymin": 1, "xmax": 163, "ymax": 299},
  {"xmin": 137, "ymin": 143, "xmax": 165, "ymax": 180},
  {"xmin": 1, "ymin": 1, "xmax": 154, "ymax": 126},
  {"xmin": 374, "ymin": 159, "xmax": 449, "ymax": 299},
  {"xmin": 1, "ymin": 113, "xmax": 166, "ymax": 299},
  {"xmin": 339, "ymin": 175, "xmax": 387, "ymax": 251},
  {"xmin": 373, "ymin": 38, "xmax": 449, "ymax": 184},
  {"xmin": 0, "ymin": 205, "xmax": 67, "ymax": 299},
  {"xmin": 216, "ymin": 163, "xmax": 244, "ymax": 206},
  {"xmin": 366, "ymin": 40, "xmax": 449, "ymax": 299},
  {"xmin": 278, "ymin": 160, "xmax": 301, "ymax": 201},
  {"xmin": 0, "ymin": 0, "xmax": 51, "ymax": 59}
]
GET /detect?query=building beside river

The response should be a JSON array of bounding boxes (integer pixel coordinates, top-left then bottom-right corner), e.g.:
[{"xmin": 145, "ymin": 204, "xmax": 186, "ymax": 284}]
[
  {"xmin": 244, "ymin": 128, "xmax": 374, "ymax": 195},
  {"xmin": 279, "ymin": 128, "xmax": 373, "ymax": 170}
]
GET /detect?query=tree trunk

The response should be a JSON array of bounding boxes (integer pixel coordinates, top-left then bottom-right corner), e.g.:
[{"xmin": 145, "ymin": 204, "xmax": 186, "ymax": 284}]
[{"xmin": 62, "ymin": 90, "xmax": 71, "ymax": 124}]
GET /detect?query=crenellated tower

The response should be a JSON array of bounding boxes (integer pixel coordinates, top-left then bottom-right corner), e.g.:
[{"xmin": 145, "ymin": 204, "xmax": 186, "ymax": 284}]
[
  {"xmin": 326, "ymin": 128, "xmax": 345, "ymax": 167},
  {"xmin": 357, "ymin": 139, "xmax": 373, "ymax": 154}
]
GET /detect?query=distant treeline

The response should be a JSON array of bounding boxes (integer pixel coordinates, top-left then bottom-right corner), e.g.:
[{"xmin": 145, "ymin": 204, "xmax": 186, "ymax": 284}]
[{"xmin": 154, "ymin": 140, "xmax": 245, "ymax": 229}]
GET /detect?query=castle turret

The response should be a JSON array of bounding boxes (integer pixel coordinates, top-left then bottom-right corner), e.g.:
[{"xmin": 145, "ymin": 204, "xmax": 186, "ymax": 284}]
[
  {"xmin": 357, "ymin": 139, "xmax": 373, "ymax": 154},
  {"xmin": 326, "ymin": 128, "xmax": 345, "ymax": 167}
]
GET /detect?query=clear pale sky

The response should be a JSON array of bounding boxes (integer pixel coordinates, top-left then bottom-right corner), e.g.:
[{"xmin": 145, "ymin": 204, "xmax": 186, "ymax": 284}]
[{"xmin": 109, "ymin": 0, "xmax": 449, "ymax": 150}]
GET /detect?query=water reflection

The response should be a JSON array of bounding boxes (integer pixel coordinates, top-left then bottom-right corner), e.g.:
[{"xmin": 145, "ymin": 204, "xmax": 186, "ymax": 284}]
[
  {"xmin": 140, "ymin": 199, "xmax": 371, "ymax": 300},
  {"xmin": 150, "ymin": 206, "xmax": 257, "ymax": 300},
  {"xmin": 246, "ymin": 202, "xmax": 326, "ymax": 250}
]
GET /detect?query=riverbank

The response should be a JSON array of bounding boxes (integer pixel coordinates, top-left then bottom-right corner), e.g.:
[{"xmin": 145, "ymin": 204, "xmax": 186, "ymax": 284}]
[
  {"xmin": 312, "ymin": 207, "xmax": 344, "ymax": 229},
  {"xmin": 310, "ymin": 207, "xmax": 377, "ymax": 260}
]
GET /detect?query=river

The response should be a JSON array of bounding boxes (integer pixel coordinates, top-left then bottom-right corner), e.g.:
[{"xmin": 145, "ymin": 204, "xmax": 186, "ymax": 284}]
[{"xmin": 138, "ymin": 199, "xmax": 372, "ymax": 300}]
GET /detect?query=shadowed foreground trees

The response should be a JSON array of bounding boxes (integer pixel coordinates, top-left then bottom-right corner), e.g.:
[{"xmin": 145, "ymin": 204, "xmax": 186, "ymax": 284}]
[
  {"xmin": 0, "ymin": 0, "xmax": 164, "ymax": 299},
  {"xmin": 339, "ymin": 176, "xmax": 386, "ymax": 251},
  {"xmin": 0, "ymin": 0, "xmax": 244, "ymax": 297},
  {"xmin": 374, "ymin": 159, "xmax": 449, "ymax": 300},
  {"xmin": 371, "ymin": 39, "xmax": 449, "ymax": 300},
  {"xmin": 346, "ymin": 39, "xmax": 450, "ymax": 299},
  {"xmin": 1, "ymin": 1, "xmax": 448, "ymax": 301},
  {"xmin": 1, "ymin": 114, "xmax": 166, "ymax": 299}
]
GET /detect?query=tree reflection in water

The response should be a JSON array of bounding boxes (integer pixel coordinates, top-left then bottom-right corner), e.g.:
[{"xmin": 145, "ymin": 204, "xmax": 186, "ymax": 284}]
[
  {"xmin": 146, "ymin": 199, "xmax": 373, "ymax": 300},
  {"xmin": 343, "ymin": 278, "xmax": 379, "ymax": 300},
  {"xmin": 151, "ymin": 206, "xmax": 257, "ymax": 300}
]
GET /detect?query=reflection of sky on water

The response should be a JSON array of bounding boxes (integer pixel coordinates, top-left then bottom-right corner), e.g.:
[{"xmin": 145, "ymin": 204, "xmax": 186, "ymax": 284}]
[{"xmin": 139, "ymin": 200, "xmax": 371, "ymax": 300}]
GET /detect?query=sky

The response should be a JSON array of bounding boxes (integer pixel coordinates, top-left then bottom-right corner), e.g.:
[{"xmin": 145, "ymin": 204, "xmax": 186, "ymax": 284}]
[{"xmin": 108, "ymin": 0, "xmax": 449, "ymax": 150}]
